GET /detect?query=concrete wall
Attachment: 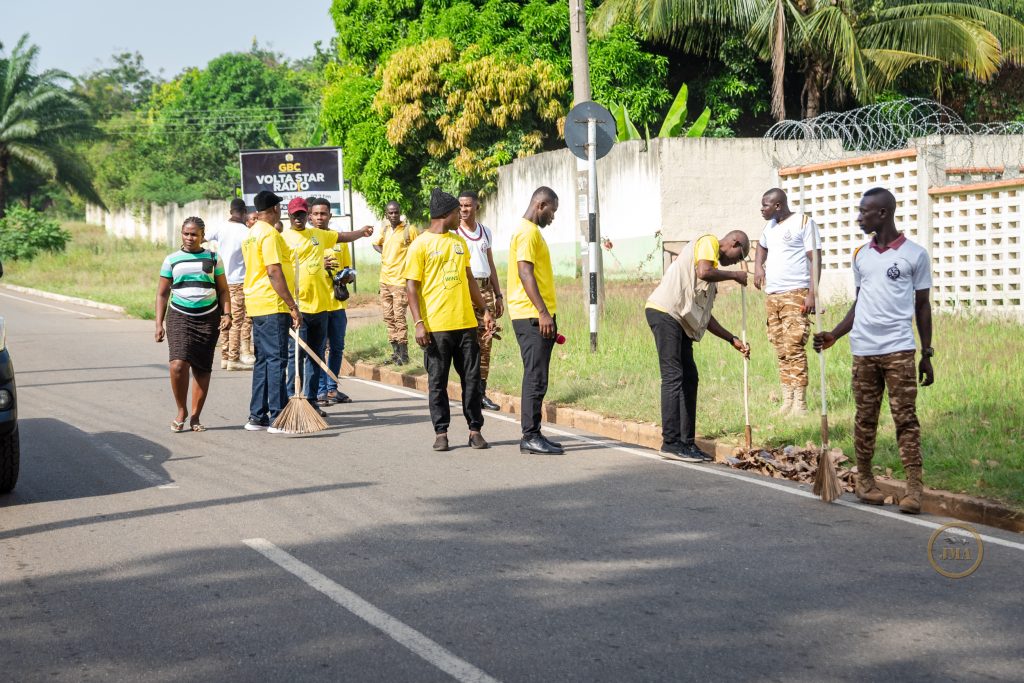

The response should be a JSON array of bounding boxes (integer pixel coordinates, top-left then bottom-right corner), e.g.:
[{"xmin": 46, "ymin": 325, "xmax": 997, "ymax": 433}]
[{"xmin": 478, "ymin": 137, "xmax": 800, "ymax": 277}]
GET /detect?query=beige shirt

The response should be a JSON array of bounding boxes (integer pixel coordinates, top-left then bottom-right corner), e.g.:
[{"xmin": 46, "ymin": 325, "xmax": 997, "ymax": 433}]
[{"xmin": 645, "ymin": 237, "xmax": 718, "ymax": 341}]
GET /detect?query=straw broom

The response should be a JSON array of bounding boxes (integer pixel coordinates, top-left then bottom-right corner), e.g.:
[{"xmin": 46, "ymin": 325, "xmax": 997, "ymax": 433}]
[
  {"xmin": 272, "ymin": 255, "xmax": 328, "ymax": 434},
  {"xmin": 741, "ymin": 266, "xmax": 752, "ymax": 450},
  {"xmin": 810, "ymin": 237, "xmax": 842, "ymax": 502}
]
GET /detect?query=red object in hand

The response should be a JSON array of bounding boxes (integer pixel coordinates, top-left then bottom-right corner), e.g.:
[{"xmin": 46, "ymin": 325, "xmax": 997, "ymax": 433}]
[
  {"xmin": 602, "ymin": 239, "xmax": 613, "ymax": 250},
  {"xmin": 555, "ymin": 334, "xmax": 566, "ymax": 345}
]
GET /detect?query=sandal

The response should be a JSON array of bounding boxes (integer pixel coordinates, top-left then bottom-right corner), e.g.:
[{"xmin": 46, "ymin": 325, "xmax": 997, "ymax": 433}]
[
  {"xmin": 171, "ymin": 419, "xmax": 187, "ymax": 433},
  {"xmin": 190, "ymin": 422, "xmax": 207, "ymax": 432}
]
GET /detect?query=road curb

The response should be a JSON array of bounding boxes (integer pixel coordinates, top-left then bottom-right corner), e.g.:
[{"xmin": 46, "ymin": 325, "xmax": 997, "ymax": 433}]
[
  {"xmin": 1, "ymin": 284, "xmax": 127, "ymax": 314},
  {"xmin": 342, "ymin": 358, "xmax": 1024, "ymax": 535}
]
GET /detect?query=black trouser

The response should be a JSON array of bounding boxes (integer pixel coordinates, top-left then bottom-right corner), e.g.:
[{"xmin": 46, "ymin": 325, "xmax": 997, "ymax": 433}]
[
  {"xmin": 646, "ymin": 308, "xmax": 698, "ymax": 446},
  {"xmin": 423, "ymin": 327, "xmax": 484, "ymax": 434},
  {"xmin": 513, "ymin": 317, "xmax": 557, "ymax": 438}
]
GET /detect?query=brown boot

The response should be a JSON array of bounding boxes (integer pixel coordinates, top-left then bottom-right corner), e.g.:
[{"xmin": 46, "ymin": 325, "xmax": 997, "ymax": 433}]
[
  {"xmin": 778, "ymin": 386, "xmax": 793, "ymax": 415},
  {"xmin": 790, "ymin": 386, "xmax": 809, "ymax": 416},
  {"xmin": 855, "ymin": 458, "xmax": 885, "ymax": 505},
  {"xmin": 899, "ymin": 466, "xmax": 923, "ymax": 515}
]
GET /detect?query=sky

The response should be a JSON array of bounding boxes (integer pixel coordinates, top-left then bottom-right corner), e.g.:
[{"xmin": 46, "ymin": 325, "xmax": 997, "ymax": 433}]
[{"xmin": 0, "ymin": 0, "xmax": 336, "ymax": 78}]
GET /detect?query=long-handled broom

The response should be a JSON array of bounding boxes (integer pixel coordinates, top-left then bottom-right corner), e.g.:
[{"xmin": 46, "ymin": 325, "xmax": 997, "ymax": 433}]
[
  {"xmin": 741, "ymin": 268, "xmax": 752, "ymax": 450},
  {"xmin": 272, "ymin": 255, "xmax": 328, "ymax": 434},
  {"xmin": 810, "ymin": 242, "xmax": 842, "ymax": 502},
  {"xmin": 290, "ymin": 329, "xmax": 341, "ymax": 386}
]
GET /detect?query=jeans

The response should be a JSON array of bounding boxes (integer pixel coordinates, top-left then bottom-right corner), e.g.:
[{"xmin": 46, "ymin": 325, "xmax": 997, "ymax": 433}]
[
  {"xmin": 512, "ymin": 317, "xmax": 557, "ymax": 438},
  {"xmin": 317, "ymin": 309, "xmax": 348, "ymax": 396},
  {"xmin": 423, "ymin": 327, "xmax": 484, "ymax": 434},
  {"xmin": 249, "ymin": 313, "xmax": 291, "ymax": 423},
  {"xmin": 286, "ymin": 310, "xmax": 328, "ymax": 401},
  {"xmin": 646, "ymin": 308, "xmax": 698, "ymax": 446}
]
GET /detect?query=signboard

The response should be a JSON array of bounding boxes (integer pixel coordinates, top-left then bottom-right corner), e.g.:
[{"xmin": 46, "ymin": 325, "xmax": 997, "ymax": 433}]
[{"xmin": 239, "ymin": 147, "xmax": 346, "ymax": 216}]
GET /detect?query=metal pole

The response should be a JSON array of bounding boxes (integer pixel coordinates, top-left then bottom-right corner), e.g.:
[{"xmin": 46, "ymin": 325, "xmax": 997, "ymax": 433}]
[
  {"xmin": 346, "ymin": 179, "xmax": 357, "ymax": 293},
  {"xmin": 588, "ymin": 118, "xmax": 598, "ymax": 351}
]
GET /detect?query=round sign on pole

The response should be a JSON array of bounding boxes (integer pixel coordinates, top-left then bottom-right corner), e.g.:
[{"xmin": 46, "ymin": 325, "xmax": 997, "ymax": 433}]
[{"xmin": 564, "ymin": 101, "xmax": 616, "ymax": 161}]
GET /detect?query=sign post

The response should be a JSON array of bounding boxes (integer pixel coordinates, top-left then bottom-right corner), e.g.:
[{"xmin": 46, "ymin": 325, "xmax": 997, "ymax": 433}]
[
  {"xmin": 564, "ymin": 101, "xmax": 616, "ymax": 352},
  {"xmin": 239, "ymin": 147, "xmax": 345, "ymax": 216}
]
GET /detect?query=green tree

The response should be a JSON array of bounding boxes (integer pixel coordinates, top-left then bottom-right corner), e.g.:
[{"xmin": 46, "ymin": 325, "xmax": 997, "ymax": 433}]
[
  {"xmin": 0, "ymin": 35, "xmax": 103, "ymax": 217},
  {"xmin": 592, "ymin": 0, "xmax": 1024, "ymax": 120},
  {"xmin": 77, "ymin": 51, "xmax": 161, "ymax": 120}
]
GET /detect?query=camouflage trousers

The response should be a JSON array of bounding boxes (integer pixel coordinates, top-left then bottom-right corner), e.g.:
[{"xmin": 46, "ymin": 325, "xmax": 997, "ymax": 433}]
[
  {"xmin": 766, "ymin": 289, "xmax": 810, "ymax": 388},
  {"xmin": 473, "ymin": 278, "xmax": 502, "ymax": 381},
  {"xmin": 852, "ymin": 351, "xmax": 922, "ymax": 473},
  {"xmin": 221, "ymin": 283, "xmax": 252, "ymax": 361},
  {"xmin": 380, "ymin": 284, "xmax": 409, "ymax": 343}
]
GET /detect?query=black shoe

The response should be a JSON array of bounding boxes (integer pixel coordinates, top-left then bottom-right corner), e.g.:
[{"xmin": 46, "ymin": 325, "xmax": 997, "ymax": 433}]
[
  {"xmin": 398, "ymin": 342, "xmax": 410, "ymax": 365},
  {"xmin": 468, "ymin": 432, "xmax": 489, "ymax": 449},
  {"xmin": 334, "ymin": 391, "xmax": 353, "ymax": 404},
  {"xmin": 433, "ymin": 433, "xmax": 450, "ymax": 451},
  {"xmin": 306, "ymin": 402, "xmax": 328, "ymax": 418},
  {"xmin": 682, "ymin": 442, "xmax": 714, "ymax": 462},
  {"xmin": 540, "ymin": 434, "xmax": 563, "ymax": 449},
  {"xmin": 481, "ymin": 394, "xmax": 500, "ymax": 411},
  {"xmin": 659, "ymin": 442, "xmax": 702, "ymax": 463},
  {"xmin": 520, "ymin": 435, "xmax": 563, "ymax": 455}
]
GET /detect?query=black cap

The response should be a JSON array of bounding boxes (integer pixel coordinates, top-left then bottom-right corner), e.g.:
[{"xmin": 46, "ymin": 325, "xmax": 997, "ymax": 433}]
[
  {"xmin": 253, "ymin": 190, "xmax": 283, "ymax": 211},
  {"xmin": 429, "ymin": 187, "xmax": 459, "ymax": 219}
]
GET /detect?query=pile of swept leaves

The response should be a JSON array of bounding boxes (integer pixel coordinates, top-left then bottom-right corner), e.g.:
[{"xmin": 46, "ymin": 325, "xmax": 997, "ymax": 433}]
[{"xmin": 725, "ymin": 443, "xmax": 856, "ymax": 493}]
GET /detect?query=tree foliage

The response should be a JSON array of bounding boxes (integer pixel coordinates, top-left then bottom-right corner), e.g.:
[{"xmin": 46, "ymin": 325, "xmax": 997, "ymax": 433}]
[
  {"xmin": 322, "ymin": 0, "xmax": 671, "ymax": 220},
  {"xmin": 0, "ymin": 35, "xmax": 103, "ymax": 217}
]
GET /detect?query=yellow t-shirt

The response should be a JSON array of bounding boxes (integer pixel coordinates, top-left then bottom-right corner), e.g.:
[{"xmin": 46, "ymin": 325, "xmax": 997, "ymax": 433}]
[
  {"xmin": 282, "ymin": 227, "xmax": 340, "ymax": 314},
  {"xmin": 693, "ymin": 234, "xmax": 720, "ymax": 268},
  {"xmin": 375, "ymin": 221, "xmax": 420, "ymax": 287},
  {"xmin": 401, "ymin": 230, "xmax": 477, "ymax": 333},
  {"xmin": 507, "ymin": 218, "xmax": 557, "ymax": 320},
  {"xmin": 242, "ymin": 221, "xmax": 295, "ymax": 317},
  {"xmin": 324, "ymin": 242, "xmax": 353, "ymax": 312}
]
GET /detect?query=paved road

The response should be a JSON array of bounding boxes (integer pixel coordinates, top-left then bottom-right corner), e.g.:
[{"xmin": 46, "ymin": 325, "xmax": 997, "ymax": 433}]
[{"xmin": 1, "ymin": 287, "xmax": 1021, "ymax": 682}]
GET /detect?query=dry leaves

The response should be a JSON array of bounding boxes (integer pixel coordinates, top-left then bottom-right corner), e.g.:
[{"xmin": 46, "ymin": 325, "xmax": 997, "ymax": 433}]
[{"xmin": 725, "ymin": 442, "xmax": 856, "ymax": 493}]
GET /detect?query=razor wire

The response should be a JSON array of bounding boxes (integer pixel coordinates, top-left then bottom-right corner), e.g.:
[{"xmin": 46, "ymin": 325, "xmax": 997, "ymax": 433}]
[{"xmin": 762, "ymin": 98, "xmax": 1024, "ymax": 183}]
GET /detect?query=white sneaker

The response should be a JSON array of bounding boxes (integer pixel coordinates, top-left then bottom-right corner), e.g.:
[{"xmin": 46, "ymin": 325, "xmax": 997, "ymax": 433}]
[
  {"xmin": 244, "ymin": 420, "xmax": 267, "ymax": 431},
  {"xmin": 267, "ymin": 426, "xmax": 289, "ymax": 434}
]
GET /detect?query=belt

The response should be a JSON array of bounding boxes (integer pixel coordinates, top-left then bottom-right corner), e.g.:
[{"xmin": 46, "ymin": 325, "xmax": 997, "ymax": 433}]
[{"xmin": 475, "ymin": 277, "xmax": 491, "ymax": 287}]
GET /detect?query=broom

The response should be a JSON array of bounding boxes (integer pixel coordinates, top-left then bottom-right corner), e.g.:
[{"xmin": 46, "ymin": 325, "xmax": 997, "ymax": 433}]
[
  {"xmin": 810, "ymin": 237, "xmax": 842, "ymax": 502},
  {"xmin": 272, "ymin": 255, "xmax": 329, "ymax": 434},
  {"xmin": 741, "ymin": 265, "xmax": 752, "ymax": 451},
  {"xmin": 290, "ymin": 329, "xmax": 341, "ymax": 385}
]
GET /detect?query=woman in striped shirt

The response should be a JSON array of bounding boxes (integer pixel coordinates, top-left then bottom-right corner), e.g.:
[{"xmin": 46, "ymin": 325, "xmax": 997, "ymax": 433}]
[{"xmin": 155, "ymin": 217, "xmax": 231, "ymax": 432}]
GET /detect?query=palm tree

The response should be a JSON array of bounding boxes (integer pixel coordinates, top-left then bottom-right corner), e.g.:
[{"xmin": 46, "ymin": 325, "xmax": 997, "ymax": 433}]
[
  {"xmin": 0, "ymin": 34, "xmax": 103, "ymax": 217},
  {"xmin": 591, "ymin": 0, "xmax": 1024, "ymax": 120}
]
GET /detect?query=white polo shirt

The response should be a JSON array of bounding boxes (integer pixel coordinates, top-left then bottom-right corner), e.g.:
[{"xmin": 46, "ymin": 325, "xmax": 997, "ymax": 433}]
[
  {"xmin": 457, "ymin": 222, "xmax": 493, "ymax": 279},
  {"xmin": 206, "ymin": 220, "xmax": 249, "ymax": 285},
  {"xmin": 850, "ymin": 234, "xmax": 931, "ymax": 357},
  {"xmin": 758, "ymin": 212, "xmax": 820, "ymax": 294}
]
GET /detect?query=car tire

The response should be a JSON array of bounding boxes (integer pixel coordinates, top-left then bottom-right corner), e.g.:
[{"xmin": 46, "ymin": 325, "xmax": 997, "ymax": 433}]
[{"xmin": 0, "ymin": 425, "xmax": 19, "ymax": 494}]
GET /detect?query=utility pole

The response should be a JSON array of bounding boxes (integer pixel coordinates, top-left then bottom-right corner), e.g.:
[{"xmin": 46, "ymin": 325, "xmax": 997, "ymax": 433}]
[{"xmin": 568, "ymin": 0, "xmax": 604, "ymax": 318}]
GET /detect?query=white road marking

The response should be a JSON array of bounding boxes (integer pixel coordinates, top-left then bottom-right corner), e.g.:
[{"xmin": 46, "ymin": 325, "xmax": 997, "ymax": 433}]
[
  {"xmin": 96, "ymin": 442, "xmax": 176, "ymax": 488},
  {"xmin": 348, "ymin": 377, "xmax": 1024, "ymax": 553},
  {"xmin": 0, "ymin": 291, "xmax": 98, "ymax": 317},
  {"xmin": 243, "ymin": 538, "xmax": 500, "ymax": 683}
]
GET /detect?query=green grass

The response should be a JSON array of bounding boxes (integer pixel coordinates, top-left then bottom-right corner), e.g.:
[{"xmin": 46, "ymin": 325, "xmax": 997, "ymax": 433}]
[
  {"xmin": 346, "ymin": 275, "xmax": 1024, "ymax": 509},
  {"xmin": 9, "ymin": 225, "xmax": 1022, "ymax": 507},
  {"xmin": 4, "ymin": 222, "xmax": 168, "ymax": 319}
]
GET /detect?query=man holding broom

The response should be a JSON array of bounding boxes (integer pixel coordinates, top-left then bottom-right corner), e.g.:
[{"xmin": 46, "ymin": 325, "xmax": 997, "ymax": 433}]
[
  {"xmin": 645, "ymin": 231, "xmax": 751, "ymax": 462},
  {"xmin": 405, "ymin": 188, "xmax": 495, "ymax": 452},
  {"xmin": 241, "ymin": 191, "xmax": 301, "ymax": 433},
  {"xmin": 754, "ymin": 188, "xmax": 822, "ymax": 416},
  {"xmin": 814, "ymin": 187, "xmax": 934, "ymax": 514},
  {"xmin": 281, "ymin": 197, "xmax": 373, "ymax": 417}
]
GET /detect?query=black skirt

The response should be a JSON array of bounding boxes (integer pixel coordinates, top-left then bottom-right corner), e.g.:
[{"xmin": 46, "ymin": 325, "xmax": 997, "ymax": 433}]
[{"xmin": 166, "ymin": 307, "xmax": 220, "ymax": 372}]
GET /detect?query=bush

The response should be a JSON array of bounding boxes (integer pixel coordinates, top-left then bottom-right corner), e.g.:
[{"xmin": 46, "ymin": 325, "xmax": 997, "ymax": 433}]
[{"xmin": 0, "ymin": 206, "xmax": 71, "ymax": 261}]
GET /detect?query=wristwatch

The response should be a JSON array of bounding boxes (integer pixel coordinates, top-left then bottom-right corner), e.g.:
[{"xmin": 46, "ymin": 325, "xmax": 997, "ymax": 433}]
[{"xmin": 921, "ymin": 347, "xmax": 935, "ymax": 358}]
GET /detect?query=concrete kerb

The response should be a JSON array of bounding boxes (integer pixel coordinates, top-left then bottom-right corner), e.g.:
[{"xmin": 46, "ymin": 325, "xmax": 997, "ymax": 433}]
[
  {"xmin": 344, "ymin": 359, "xmax": 1024, "ymax": 535},
  {"xmin": 1, "ymin": 284, "xmax": 127, "ymax": 314}
]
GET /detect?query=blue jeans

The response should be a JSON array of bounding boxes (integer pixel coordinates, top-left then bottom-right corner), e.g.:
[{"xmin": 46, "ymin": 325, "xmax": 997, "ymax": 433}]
[
  {"xmin": 287, "ymin": 310, "xmax": 328, "ymax": 401},
  {"xmin": 318, "ymin": 309, "xmax": 348, "ymax": 396},
  {"xmin": 249, "ymin": 313, "xmax": 291, "ymax": 423}
]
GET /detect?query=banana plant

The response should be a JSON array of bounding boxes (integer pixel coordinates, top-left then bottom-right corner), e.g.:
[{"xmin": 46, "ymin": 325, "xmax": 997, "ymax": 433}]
[
  {"xmin": 266, "ymin": 120, "xmax": 326, "ymax": 148},
  {"xmin": 609, "ymin": 83, "xmax": 711, "ymax": 143}
]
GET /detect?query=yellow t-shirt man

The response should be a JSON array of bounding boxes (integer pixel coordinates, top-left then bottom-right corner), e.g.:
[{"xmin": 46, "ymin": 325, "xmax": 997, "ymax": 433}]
[
  {"xmin": 506, "ymin": 218, "xmax": 557, "ymax": 320},
  {"xmin": 242, "ymin": 220, "xmax": 295, "ymax": 317},
  {"xmin": 402, "ymin": 231, "xmax": 477, "ymax": 332},
  {"xmin": 282, "ymin": 227, "xmax": 340, "ymax": 315},
  {"xmin": 375, "ymin": 221, "xmax": 420, "ymax": 287},
  {"xmin": 325, "ymin": 242, "xmax": 353, "ymax": 312}
]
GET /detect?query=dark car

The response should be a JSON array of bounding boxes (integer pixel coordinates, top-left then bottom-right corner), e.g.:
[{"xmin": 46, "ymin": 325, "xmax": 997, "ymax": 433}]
[{"xmin": 0, "ymin": 259, "xmax": 18, "ymax": 493}]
